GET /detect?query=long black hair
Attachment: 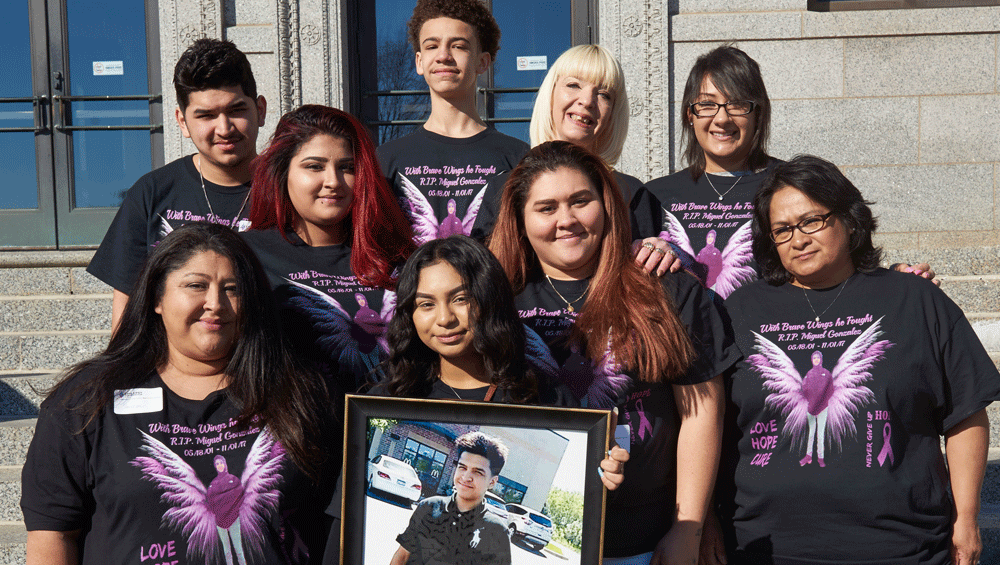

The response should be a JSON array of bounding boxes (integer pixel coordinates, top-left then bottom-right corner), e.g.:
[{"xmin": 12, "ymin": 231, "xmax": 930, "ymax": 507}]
[
  {"xmin": 384, "ymin": 235, "xmax": 538, "ymax": 403},
  {"xmin": 752, "ymin": 155, "xmax": 882, "ymax": 286},
  {"xmin": 53, "ymin": 223, "xmax": 331, "ymax": 478}
]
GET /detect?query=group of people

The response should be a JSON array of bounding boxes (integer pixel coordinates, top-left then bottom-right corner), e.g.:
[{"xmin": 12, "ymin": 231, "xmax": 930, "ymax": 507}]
[{"xmin": 18, "ymin": 0, "xmax": 998, "ymax": 564}]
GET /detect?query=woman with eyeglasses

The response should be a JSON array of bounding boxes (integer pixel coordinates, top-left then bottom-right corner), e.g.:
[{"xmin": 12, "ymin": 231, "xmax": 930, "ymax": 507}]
[
  {"xmin": 709, "ymin": 155, "xmax": 998, "ymax": 565},
  {"xmin": 644, "ymin": 45, "xmax": 935, "ymax": 298}
]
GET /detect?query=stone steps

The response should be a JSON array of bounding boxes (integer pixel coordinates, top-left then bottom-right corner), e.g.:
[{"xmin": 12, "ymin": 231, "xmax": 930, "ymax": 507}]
[{"xmin": 0, "ymin": 256, "xmax": 111, "ymax": 374}]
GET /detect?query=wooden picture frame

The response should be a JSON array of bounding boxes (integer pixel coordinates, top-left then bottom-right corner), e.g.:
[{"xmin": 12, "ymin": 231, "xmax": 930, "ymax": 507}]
[{"xmin": 341, "ymin": 395, "xmax": 612, "ymax": 565}]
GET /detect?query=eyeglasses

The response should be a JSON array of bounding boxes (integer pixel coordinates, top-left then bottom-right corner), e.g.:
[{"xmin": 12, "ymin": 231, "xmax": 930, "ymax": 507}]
[
  {"xmin": 769, "ymin": 212, "xmax": 836, "ymax": 243},
  {"xmin": 689, "ymin": 100, "xmax": 756, "ymax": 117}
]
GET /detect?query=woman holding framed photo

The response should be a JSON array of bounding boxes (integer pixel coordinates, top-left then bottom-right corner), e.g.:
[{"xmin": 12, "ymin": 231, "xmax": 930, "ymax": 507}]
[{"xmin": 488, "ymin": 140, "xmax": 740, "ymax": 564}]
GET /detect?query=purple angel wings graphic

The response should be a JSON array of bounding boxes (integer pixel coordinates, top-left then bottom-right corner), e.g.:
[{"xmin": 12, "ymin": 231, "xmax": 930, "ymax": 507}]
[
  {"xmin": 659, "ymin": 212, "xmax": 755, "ymax": 298},
  {"xmin": 158, "ymin": 214, "xmax": 174, "ymax": 240},
  {"xmin": 131, "ymin": 427, "xmax": 286, "ymax": 565},
  {"xmin": 282, "ymin": 278, "xmax": 395, "ymax": 386},
  {"xmin": 747, "ymin": 317, "xmax": 892, "ymax": 467},
  {"xmin": 398, "ymin": 174, "xmax": 486, "ymax": 245}
]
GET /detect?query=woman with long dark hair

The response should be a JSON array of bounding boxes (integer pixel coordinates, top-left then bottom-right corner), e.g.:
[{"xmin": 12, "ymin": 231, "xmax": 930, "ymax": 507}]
[
  {"xmin": 243, "ymin": 104, "xmax": 416, "ymax": 396},
  {"xmin": 489, "ymin": 140, "xmax": 739, "ymax": 564},
  {"xmin": 711, "ymin": 155, "xmax": 997, "ymax": 565},
  {"xmin": 377, "ymin": 235, "xmax": 543, "ymax": 404},
  {"xmin": 473, "ymin": 44, "xmax": 679, "ymax": 276},
  {"xmin": 21, "ymin": 223, "xmax": 335, "ymax": 565}
]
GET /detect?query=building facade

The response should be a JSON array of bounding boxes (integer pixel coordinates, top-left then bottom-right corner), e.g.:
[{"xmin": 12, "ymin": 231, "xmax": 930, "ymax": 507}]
[{"xmin": 3, "ymin": 0, "xmax": 998, "ymax": 250}]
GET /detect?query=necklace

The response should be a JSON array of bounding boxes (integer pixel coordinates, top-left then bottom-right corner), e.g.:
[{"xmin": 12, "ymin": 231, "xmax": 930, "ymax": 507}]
[
  {"xmin": 197, "ymin": 155, "xmax": 251, "ymax": 230},
  {"xmin": 801, "ymin": 275, "xmax": 853, "ymax": 322},
  {"xmin": 546, "ymin": 275, "xmax": 587, "ymax": 313},
  {"xmin": 441, "ymin": 379, "xmax": 464, "ymax": 400},
  {"xmin": 705, "ymin": 173, "xmax": 742, "ymax": 201}
]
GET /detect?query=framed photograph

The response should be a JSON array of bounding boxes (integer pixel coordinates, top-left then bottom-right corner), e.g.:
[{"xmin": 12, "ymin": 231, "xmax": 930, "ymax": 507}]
[{"xmin": 341, "ymin": 395, "xmax": 612, "ymax": 565}]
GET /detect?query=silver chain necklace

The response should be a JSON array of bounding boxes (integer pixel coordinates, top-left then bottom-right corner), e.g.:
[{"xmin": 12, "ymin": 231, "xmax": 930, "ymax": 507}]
[
  {"xmin": 801, "ymin": 275, "xmax": 853, "ymax": 322},
  {"xmin": 197, "ymin": 155, "xmax": 251, "ymax": 229},
  {"xmin": 546, "ymin": 275, "xmax": 587, "ymax": 313},
  {"xmin": 441, "ymin": 379, "xmax": 464, "ymax": 400},
  {"xmin": 705, "ymin": 173, "xmax": 742, "ymax": 201}
]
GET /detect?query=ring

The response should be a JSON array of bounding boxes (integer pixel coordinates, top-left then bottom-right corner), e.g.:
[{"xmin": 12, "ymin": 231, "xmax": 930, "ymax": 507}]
[
  {"xmin": 652, "ymin": 247, "xmax": 667, "ymax": 255},
  {"xmin": 641, "ymin": 241, "xmax": 656, "ymax": 252}
]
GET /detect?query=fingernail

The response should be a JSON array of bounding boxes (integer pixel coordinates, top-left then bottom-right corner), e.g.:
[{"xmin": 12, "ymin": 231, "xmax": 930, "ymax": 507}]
[
  {"xmin": 914, "ymin": 269, "xmax": 923, "ymax": 275},
  {"xmin": 597, "ymin": 467, "xmax": 605, "ymax": 479}
]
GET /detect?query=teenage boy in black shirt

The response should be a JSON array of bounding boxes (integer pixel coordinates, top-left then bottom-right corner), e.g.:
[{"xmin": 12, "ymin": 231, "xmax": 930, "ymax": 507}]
[
  {"xmin": 378, "ymin": 0, "xmax": 528, "ymax": 244},
  {"xmin": 88, "ymin": 38, "xmax": 266, "ymax": 331},
  {"xmin": 390, "ymin": 432, "xmax": 512, "ymax": 565}
]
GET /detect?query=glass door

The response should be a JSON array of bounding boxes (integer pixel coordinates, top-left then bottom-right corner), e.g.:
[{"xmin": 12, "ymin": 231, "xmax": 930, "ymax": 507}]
[
  {"xmin": 0, "ymin": 0, "xmax": 161, "ymax": 249},
  {"xmin": 0, "ymin": 0, "xmax": 56, "ymax": 247}
]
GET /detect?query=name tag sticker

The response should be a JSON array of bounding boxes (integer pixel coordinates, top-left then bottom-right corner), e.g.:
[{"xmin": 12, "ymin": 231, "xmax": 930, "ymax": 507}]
[
  {"xmin": 114, "ymin": 388, "xmax": 163, "ymax": 414},
  {"xmin": 615, "ymin": 424, "xmax": 631, "ymax": 453}
]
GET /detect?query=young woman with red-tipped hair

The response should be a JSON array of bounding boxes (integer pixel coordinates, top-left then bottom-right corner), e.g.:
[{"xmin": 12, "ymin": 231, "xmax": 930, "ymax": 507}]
[
  {"xmin": 243, "ymin": 104, "xmax": 416, "ymax": 399},
  {"xmin": 488, "ymin": 140, "xmax": 739, "ymax": 564}
]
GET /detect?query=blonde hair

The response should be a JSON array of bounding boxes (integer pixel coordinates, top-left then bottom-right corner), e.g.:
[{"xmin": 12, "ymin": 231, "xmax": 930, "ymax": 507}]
[{"xmin": 529, "ymin": 45, "xmax": 629, "ymax": 166}]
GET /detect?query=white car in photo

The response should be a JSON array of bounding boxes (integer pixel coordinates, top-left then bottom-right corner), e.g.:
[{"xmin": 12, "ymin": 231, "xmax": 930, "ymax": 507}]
[
  {"xmin": 505, "ymin": 503, "xmax": 553, "ymax": 551},
  {"xmin": 483, "ymin": 492, "xmax": 509, "ymax": 523},
  {"xmin": 367, "ymin": 455, "xmax": 423, "ymax": 504}
]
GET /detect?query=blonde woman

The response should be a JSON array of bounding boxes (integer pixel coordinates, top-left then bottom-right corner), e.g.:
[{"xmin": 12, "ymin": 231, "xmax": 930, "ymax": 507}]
[{"xmin": 474, "ymin": 44, "xmax": 677, "ymax": 275}]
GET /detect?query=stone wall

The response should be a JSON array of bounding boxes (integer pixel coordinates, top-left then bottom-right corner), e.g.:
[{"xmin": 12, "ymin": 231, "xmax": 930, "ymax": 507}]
[
  {"xmin": 607, "ymin": 1, "xmax": 1000, "ymax": 247},
  {"xmin": 159, "ymin": 0, "xmax": 348, "ymax": 163}
]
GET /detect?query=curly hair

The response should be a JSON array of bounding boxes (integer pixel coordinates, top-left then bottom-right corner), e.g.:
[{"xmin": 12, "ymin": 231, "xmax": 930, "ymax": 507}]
[
  {"xmin": 681, "ymin": 44, "xmax": 771, "ymax": 179},
  {"xmin": 173, "ymin": 38, "xmax": 257, "ymax": 111},
  {"xmin": 384, "ymin": 236, "xmax": 538, "ymax": 403},
  {"xmin": 488, "ymin": 141, "xmax": 696, "ymax": 383},
  {"xmin": 407, "ymin": 0, "xmax": 500, "ymax": 60},
  {"xmin": 752, "ymin": 154, "xmax": 882, "ymax": 286},
  {"xmin": 248, "ymin": 105, "xmax": 415, "ymax": 289}
]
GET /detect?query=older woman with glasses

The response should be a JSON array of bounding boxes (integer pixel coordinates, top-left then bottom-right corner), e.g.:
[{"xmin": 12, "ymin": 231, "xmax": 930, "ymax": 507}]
[
  {"xmin": 644, "ymin": 45, "xmax": 934, "ymax": 298},
  {"xmin": 708, "ymin": 155, "xmax": 998, "ymax": 565}
]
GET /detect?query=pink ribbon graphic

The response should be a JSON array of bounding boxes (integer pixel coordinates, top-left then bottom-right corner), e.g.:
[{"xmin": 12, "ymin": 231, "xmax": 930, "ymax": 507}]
[
  {"xmin": 877, "ymin": 422, "xmax": 894, "ymax": 467},
  {"xmin": 634, "ymin": 399, "xmax": 654, "ymax": 441}
]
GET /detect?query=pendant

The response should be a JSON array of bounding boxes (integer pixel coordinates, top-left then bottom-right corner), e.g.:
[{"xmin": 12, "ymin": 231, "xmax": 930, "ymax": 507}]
[
  {"xmin": 815, "ymin": 316, "xmax": 820, "ymax": 322},
  {"xmin": 567, "ymin": 306, "xmax": 574, "ymax": 313},
  {"xmin": 719, "ymin": 196, "xmax": 723, "ymax": 201}
]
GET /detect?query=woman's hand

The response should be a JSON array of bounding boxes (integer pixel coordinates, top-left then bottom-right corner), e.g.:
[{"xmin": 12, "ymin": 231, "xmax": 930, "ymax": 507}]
[
  {"xmin": 893, "ymin": 262, "xmax": 939, "ymax": 286},
  {"xmin": 651, "ymin": 520, "xmax": 701, "ymax": 565},
  {"xmin": 699, "ymin": 508, "xmax": 727, "ymax": 565},
  {"xmin": 946, "ymin": 409, "xmax": 988, "ymax": 565},
  {"xmin": 951, "ymin": 514, "xmax": 981, "ymax": 565},
  {"xmin": 599, "ymin": 408, "xmax": 630, "ymax": 490},
  {"xmin": 599, "ymin": 446, "xmax": 629, "ymax": 490},
  {"xmin": 633, "ymin": 237, "xmax": 681, "ymax": 276}
]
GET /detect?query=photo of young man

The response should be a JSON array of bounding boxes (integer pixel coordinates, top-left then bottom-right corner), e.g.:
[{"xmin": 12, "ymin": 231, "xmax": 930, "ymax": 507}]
[{"xmin": 389, "ymin": 432, "xmax": 512, "ymax": 565}]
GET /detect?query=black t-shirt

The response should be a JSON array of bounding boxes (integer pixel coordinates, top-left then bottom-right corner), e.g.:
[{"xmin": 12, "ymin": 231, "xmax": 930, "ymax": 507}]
[
  {"xmin": 515, "ymin": 272, "xmax": 739, "ymax": 557},
  {"xmin": 720, "ymin": 269, "xmax": 1000, "ymax": 565},
  {"xmin": 241, "ymin": 228, "xmax": 394, "ymax": 396},
  {"xmin": 367, "ymin": 371, "xmax": 577, "ymax": 406},
  {"xmin": 87, "ymin": 155, "xmax": 252, "ymax": 294},
  {"xmin": 378, "ymin": 127, "xmax": 528, "ymax": 244},
  {"xmin": 643, "ymin": 161, "xmax": 779, "ymax": 298},
  {"xmin": 396, "ymin": 494, "xmax": 511, "ymax": 565},
  {"xmin": 21, "ymin": 369, "xmax": 331, "ymax": 565},
  {"xmin": 472, "ymin": 169, "xmax": 661, "ymax": 242}
]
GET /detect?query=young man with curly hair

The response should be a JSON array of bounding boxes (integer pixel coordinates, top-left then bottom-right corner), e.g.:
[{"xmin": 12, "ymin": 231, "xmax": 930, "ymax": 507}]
[{"xmin": 378, "ymin": 0, "xmax": 528, "ymax": 243}]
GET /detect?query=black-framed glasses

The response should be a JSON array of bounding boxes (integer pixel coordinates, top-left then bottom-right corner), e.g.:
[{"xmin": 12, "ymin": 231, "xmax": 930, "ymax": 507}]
[
  {"xmin": 689, "ymin": 100, "xmax": 756, "ymax": 117},
  {"xmin": 770, "ymin": 212, "xmax": 836, "ymax": 243}
]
